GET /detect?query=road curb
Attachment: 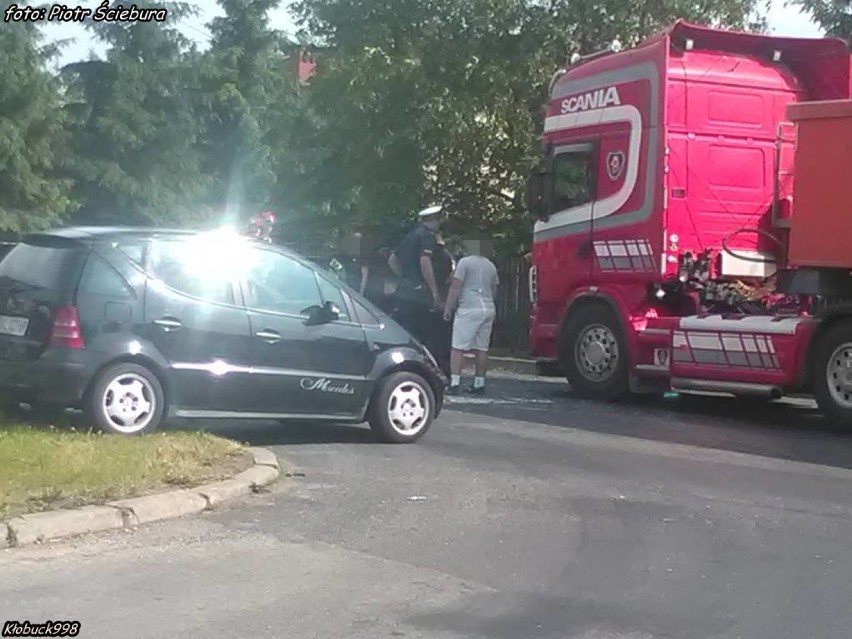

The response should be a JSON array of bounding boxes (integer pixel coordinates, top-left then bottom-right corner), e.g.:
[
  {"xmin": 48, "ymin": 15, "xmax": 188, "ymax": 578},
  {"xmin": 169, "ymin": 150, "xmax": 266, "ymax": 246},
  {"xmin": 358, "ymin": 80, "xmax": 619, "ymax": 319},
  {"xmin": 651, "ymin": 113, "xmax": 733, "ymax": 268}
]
[
  {"xmin": 487, "ymin": 356, "xmax": 539, "ymax": 376},
  {"xmin": 1, "ymin": 447, "xmax": 281, "ymax": 550}
]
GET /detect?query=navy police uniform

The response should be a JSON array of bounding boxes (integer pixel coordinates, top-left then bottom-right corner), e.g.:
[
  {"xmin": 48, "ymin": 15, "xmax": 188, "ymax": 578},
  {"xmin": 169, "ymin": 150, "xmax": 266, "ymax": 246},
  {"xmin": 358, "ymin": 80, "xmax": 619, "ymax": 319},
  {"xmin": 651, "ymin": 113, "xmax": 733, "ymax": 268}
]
[
  {"xmin": 395, "ymin": 224, "xmax": 439, "ymax": 301},
  {"xmin": 392, "ymin": 209, "xmax": 451, "ymax": 375}
]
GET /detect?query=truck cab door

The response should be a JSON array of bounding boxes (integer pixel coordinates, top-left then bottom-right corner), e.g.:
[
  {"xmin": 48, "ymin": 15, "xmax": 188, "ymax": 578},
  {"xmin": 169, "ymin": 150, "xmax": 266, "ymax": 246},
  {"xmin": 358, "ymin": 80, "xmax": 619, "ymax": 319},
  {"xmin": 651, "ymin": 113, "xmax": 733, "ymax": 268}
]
[
  {"xmin": 529, "ymin": 140, "xmax": 599, "ymax": 358},
  {"xmin": 543, "ymin": 141, "xmax": 599, "ymax": 282},
  {"xmin": 589, "ymin": 126, "xmax": 653, "ymax": 280}
]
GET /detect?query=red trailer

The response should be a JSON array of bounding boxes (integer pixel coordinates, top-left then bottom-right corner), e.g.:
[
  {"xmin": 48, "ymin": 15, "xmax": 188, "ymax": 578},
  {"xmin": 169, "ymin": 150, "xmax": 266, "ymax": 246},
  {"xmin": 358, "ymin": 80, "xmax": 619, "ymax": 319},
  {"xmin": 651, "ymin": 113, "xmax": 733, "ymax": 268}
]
[{"xmin": 526, "ymin": 20, "xmax": 852, "ymax": 426}]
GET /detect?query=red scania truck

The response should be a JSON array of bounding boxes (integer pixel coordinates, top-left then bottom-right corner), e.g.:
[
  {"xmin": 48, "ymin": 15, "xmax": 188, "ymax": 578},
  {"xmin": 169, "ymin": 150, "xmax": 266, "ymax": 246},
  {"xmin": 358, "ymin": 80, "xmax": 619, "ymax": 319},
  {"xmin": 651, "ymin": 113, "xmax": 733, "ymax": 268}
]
[{"xmin": 526, "ymin": 20, "xmax": 852, "ymax": 425}]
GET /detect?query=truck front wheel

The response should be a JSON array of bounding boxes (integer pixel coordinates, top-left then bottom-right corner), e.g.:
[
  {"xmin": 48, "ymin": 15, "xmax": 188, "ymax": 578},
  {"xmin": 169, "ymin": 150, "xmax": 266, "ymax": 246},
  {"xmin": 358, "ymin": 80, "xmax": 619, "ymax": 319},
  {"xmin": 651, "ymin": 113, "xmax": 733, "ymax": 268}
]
[
  {"xmin": 814, "ymin": 320, "xmax": 852, "ymax": 429},
  {"xmin": 560, "ymin": 303, "xmax": 629, "ymax": 401}
]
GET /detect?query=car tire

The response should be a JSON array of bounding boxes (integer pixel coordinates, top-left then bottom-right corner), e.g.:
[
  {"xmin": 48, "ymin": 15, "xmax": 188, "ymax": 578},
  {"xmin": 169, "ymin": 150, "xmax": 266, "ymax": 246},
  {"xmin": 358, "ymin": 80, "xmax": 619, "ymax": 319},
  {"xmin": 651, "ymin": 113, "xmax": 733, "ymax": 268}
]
[
  {"xmin": 813, "ymin": 320, "xmax": 852, "ymax": 429},
  {"xmin": 367, "ymin": 372, "xmax": 435, "ymax": 443},
  {"xmin": 85, "ymin": 362, "xmax": 166, "ymax": 436},
  {"xmin": 560, "ymin": 303, "xmax": 629, "ymax": 401}
]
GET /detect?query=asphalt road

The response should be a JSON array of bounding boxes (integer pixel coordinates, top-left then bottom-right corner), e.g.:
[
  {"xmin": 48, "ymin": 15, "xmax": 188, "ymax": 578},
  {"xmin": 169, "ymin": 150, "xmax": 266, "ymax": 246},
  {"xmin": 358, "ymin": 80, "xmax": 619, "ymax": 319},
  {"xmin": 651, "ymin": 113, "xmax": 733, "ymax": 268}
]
[{"xmin": 4, "ymin": 376, "xmax": 852, "ymax": 639}]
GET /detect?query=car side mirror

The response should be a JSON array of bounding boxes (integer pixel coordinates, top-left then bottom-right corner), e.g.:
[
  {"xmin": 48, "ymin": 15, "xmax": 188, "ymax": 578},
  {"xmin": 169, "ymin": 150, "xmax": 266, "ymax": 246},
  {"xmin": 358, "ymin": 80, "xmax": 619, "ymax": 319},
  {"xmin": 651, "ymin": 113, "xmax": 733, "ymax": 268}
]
[
  {"xmin": 324, "ymin": 301, "xmax": 341, "ymax": 320},
  {"xmin": 526, "ymin": 170, "xmax": 548, "ymax": 221},
  {"xmin": 303, "ymin": 301, "xmax": 340, "ymax": 326}
]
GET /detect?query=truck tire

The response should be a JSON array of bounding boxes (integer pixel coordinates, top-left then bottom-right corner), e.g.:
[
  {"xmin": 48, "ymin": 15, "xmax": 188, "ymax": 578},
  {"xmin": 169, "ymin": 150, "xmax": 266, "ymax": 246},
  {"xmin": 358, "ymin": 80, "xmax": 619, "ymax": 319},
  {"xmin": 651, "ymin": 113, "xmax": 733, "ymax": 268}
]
[
  {"xmin": 560, "ymin": 303, "xmax": 629, "ymax": 401},
  {"xmin": 813, "ymin": 320, "xmax": 852, "ymax": 429}
]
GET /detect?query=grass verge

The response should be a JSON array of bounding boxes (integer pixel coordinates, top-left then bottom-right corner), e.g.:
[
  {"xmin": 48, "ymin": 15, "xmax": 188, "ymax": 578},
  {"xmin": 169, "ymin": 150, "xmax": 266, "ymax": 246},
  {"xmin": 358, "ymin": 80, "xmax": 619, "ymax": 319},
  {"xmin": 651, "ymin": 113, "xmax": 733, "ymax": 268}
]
[{"xmin": 0, "ymin": 424, "xmax": 252, "ymax": 520}]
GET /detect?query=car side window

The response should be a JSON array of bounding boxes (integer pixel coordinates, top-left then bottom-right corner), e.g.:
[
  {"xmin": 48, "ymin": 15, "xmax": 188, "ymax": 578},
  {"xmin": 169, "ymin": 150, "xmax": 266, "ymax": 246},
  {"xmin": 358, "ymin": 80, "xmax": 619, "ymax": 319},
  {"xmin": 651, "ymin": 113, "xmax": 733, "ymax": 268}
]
[
  {"xmin": 315, "ymin": 275, "xmax": 351, "ymax": 322},
  {"xmin": 244, "ymin": 249, "xmax": 323, "ymax": 316},
  {"xmin": 149, "ymin": 239, "xmax": 234, "ymax": 305},
  {"xmin": 352, "ymin": 299, "xmax": 381, "ymax": 327},
  {"xmin": 78, "ymin": 254, "xmax": 134, "ymax": 298},
  {"xmin": 114, "ymin": 241, "xmax": 146, "ymax": 267}
]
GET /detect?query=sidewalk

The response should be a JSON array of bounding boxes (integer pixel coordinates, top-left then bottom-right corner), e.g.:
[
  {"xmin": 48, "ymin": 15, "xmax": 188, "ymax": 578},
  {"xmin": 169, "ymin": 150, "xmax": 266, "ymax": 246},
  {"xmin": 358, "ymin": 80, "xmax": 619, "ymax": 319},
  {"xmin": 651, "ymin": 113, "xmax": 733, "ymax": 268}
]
[
  {"xmin": 461, "ymin": 353, "xmax": 548, "ymax": 377},
  {"xmin": 488, "ymin": 355, "xmax": 539, "ymax": 376}
]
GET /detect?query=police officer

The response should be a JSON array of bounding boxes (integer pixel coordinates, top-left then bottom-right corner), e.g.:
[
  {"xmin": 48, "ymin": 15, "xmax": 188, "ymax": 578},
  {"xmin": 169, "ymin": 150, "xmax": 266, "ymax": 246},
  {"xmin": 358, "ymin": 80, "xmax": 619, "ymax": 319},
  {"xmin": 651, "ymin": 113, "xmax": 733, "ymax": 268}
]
[
  {"xmin": 388, "ymin": 205, "xmax": 449, "ymax": 372},
  {"xmin": 431, "ymin": 233, "xmax": 455, "ymax": 374}
]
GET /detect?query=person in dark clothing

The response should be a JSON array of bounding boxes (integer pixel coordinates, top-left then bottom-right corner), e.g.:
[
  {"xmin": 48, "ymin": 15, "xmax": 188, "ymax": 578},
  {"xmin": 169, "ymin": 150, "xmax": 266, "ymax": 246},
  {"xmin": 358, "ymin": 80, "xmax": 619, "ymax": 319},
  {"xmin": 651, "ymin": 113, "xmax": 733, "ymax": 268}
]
[
  {"xmin": 329, "ymin": 254, "xmax": 361, "ymax": 289},
  {"xmin": 433, "ymin": 235, "xmax": 455, "ymax": 298},
  {"xmin": 388, "ymin": 205, "xmax": 450, "ymax": 374},
  {"xmin": 331, "ymin": 232, "xmax": 383, "ymax": 302},
  {"xmin": 388, "ymin": 205, "xmax": 444, "ymax": 308},
  {"xmin": 431, "ymin": 234, "xmax": 456, "ymax": 375}
]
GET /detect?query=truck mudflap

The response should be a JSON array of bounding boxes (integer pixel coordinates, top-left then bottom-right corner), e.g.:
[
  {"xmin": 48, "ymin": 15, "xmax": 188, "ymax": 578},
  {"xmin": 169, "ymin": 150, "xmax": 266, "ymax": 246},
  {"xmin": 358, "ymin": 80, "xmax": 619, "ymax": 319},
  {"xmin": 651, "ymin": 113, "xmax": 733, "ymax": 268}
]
[{"xmin": 633, "ymin": 314, "xmax": 818, "ymax": 394}]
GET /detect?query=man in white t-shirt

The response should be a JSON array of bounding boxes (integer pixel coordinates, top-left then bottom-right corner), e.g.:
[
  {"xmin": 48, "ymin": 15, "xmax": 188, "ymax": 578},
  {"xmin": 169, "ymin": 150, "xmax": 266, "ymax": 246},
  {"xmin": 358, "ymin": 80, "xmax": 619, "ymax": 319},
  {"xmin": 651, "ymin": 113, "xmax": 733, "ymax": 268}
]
[{"xmin": 443, "ymin": 238, "xmax": 499, "ymax": 394}]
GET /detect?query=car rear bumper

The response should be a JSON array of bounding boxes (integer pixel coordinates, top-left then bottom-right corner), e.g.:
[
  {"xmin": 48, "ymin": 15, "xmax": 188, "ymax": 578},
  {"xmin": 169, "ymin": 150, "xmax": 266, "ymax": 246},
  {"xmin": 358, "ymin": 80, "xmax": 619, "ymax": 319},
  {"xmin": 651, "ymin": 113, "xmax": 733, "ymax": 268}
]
[{"xmin": 0, "ymin": 352, "xmax": 89, "ymax": 407}]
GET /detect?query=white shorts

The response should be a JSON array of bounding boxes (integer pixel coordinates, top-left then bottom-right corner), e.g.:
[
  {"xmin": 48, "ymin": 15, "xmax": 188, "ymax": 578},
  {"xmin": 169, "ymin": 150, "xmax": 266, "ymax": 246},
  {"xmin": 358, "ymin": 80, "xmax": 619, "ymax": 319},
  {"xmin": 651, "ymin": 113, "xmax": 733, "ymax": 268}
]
[{"xmin": 452, "ymin": 306, "xmax": 496, "ymax": 352}]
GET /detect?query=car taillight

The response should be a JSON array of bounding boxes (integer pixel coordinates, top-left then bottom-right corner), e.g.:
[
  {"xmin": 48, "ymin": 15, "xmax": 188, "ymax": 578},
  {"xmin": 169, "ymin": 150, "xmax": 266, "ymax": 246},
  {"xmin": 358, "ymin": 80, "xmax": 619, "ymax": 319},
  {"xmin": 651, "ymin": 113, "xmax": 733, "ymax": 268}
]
[{"xmin": 49, "ymin": 306, "xmax": 85, "ymax": 349}]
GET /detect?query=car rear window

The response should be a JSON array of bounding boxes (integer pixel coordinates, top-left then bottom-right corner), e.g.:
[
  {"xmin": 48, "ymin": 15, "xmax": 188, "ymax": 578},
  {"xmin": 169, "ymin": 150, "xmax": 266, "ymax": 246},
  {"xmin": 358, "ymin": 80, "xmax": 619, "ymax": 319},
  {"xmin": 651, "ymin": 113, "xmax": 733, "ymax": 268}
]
[{"xmin": 0, "ymin": 239, "xmax": 86, "ymax": 290}]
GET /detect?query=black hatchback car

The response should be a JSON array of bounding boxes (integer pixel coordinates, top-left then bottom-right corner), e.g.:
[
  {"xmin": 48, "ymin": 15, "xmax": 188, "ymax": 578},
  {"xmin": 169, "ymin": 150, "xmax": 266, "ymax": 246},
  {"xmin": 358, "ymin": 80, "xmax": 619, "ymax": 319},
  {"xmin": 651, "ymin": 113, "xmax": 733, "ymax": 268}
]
[{"xmin": 0, "ymin": 227, "xmax": 445, "ymax": 442}]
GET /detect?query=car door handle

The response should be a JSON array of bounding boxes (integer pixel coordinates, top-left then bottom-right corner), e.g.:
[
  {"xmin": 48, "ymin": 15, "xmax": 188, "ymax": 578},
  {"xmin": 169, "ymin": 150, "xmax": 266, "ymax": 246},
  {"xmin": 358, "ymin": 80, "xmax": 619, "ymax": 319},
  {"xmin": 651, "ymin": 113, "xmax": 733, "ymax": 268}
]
[
  {"xmin": 154, "ymin": 317, "xmax": 182, "ymax": 331},
  {"xmin": 256, "ymin": 329, "xmax": 282, "ymax": 343}
]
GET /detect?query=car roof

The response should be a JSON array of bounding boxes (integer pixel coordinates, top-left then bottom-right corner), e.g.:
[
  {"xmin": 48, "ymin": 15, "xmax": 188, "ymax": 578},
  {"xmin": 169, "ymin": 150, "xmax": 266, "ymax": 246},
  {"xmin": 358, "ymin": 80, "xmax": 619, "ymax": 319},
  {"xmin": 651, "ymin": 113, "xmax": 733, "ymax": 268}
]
[
  {"xmin": 25, "ymin": 226, "xmax": 199, "ymax": 241},
  {"xmin": 20, "ymin": 225, "xmax": 312, "ymax": 265}
]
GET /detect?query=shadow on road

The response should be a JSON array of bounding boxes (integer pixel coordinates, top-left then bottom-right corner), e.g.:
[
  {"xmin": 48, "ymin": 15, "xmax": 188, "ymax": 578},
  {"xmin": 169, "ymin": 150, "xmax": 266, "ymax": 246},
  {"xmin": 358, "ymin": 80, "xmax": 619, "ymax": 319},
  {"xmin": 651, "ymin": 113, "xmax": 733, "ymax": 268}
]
[
  {"xmin": 168, "ymin": 419, "xmax": 382, "ymax": 447},
  {"xmin": 405, "ymin": 590, "xmax": 703, "ymax": 639},
  {"xmin": 23, "ymin": 376, "xmax": 852, "ymax": 472},
  {"xmin": 13, "ymin": 407, "xmax": 383, "ymax": 448},
  {"xmin": 446, "ymin": 376, "xmax": 852, "ymax": 471}
]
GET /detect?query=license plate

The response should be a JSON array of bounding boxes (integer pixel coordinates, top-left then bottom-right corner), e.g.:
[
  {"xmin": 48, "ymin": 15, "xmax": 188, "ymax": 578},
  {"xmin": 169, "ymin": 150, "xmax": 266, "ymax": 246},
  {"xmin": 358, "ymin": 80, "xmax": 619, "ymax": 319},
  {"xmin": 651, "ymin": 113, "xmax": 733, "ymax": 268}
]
[{"xmin": 0, "ymin": 315, "xmax": 29, "ymax": 336}]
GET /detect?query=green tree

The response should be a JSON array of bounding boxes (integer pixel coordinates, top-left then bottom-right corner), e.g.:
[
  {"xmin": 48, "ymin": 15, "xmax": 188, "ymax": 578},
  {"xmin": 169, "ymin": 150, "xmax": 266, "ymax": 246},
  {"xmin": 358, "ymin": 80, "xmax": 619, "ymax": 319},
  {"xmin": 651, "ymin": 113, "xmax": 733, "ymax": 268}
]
[
  {"xmin": 63, "ymin": 2, "xmax": 209, "ymax": 226},
  {"xmin": 200, "ymin": 0, "xmax": 303, "ymax": 226},
  {"xmin": 788, "ymin": 0, "xmax": 847, "ymax": 39},
  {"xmin": 292, "ymin": 0, "xmax": 766, "ymax": 254},
  {"xmin": 0, "ymin": 23, "xmax": 74, "ymax": 233}
]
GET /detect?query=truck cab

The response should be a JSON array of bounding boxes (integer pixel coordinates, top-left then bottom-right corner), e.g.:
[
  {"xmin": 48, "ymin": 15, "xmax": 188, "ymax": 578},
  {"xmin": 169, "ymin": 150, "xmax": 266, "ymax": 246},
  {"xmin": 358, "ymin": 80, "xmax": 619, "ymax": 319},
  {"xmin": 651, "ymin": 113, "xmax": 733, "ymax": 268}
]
[{"xmin": 527, "ymin": 21, "xmax": 852, "ymax": 427}]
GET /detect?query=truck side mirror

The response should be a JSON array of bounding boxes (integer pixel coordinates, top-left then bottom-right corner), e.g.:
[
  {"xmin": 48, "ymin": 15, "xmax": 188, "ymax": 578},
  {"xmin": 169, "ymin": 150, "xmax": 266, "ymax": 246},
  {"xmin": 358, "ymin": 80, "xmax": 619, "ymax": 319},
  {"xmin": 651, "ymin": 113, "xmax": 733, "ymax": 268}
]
[{"xmin": 526, "ymin": 171, "xmax": 548, "ymax": 221}]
